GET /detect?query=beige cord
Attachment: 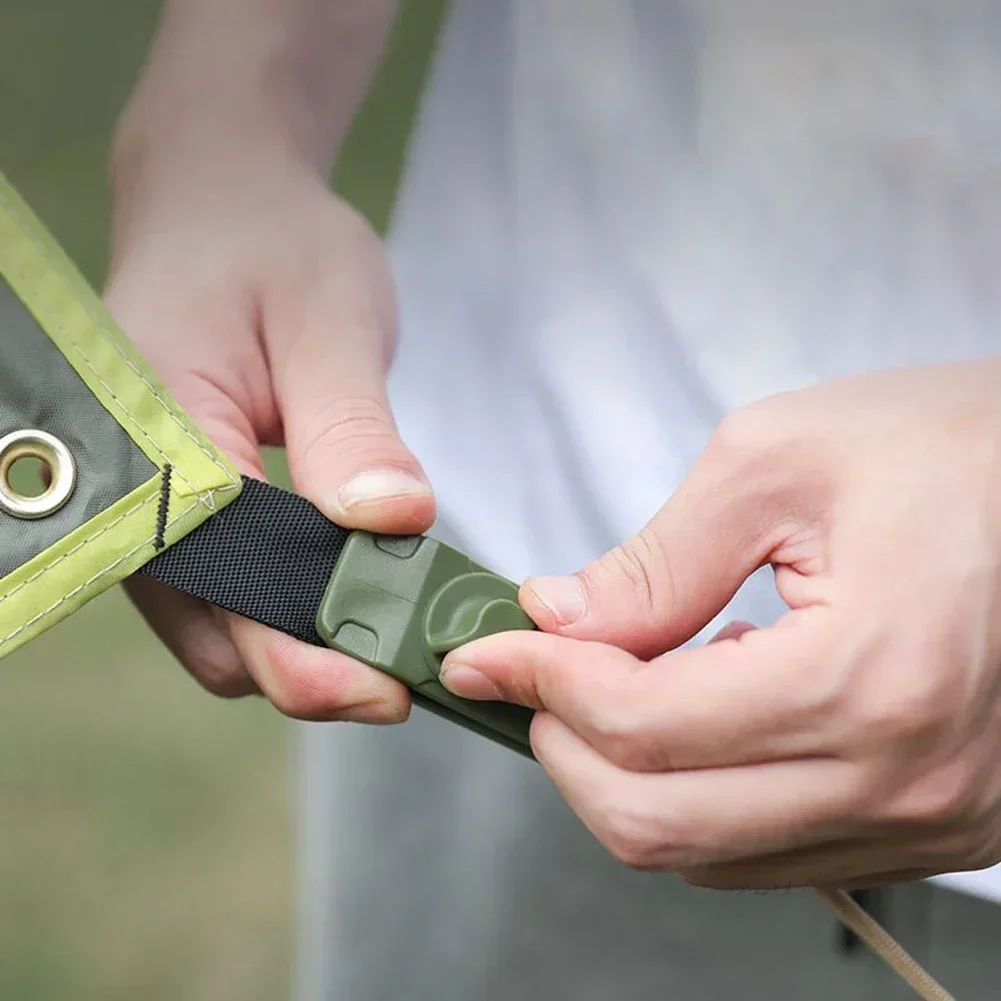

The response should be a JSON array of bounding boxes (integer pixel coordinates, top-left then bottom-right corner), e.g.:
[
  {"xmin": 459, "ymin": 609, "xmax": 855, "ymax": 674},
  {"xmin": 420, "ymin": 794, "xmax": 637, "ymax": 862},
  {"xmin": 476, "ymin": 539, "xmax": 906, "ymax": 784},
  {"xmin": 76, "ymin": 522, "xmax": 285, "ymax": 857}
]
[{"xmin": 813, "ymin": 888, "xmax": 956, "ymax": 1001}]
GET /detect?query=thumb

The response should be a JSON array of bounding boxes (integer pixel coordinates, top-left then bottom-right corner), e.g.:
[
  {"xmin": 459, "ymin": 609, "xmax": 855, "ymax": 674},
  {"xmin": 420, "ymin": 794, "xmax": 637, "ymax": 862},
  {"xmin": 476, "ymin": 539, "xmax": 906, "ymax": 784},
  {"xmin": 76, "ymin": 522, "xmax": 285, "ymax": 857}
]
[
  {"xmin": 268, "ymin": 270, "xmax": 435, "ymax": 536},
  {"xmin": 521, "ymin": 437, "xmax": 803, "ymax": 657}
]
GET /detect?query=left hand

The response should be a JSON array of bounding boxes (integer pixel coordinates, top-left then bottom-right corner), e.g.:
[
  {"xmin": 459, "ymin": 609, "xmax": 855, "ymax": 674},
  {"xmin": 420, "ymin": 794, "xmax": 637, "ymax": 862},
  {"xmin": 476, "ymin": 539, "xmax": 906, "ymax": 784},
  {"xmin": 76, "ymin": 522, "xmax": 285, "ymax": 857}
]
[{"xmin": 440, "ymin": 360, "xmax": 1001, "ymax": 890}]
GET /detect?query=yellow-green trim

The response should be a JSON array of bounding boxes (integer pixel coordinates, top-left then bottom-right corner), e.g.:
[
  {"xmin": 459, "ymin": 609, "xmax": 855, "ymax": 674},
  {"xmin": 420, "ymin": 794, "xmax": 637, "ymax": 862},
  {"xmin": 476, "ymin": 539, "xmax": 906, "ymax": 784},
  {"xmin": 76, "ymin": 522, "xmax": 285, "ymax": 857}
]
[
  {"xmin": 0, "ymin": 172, "xmax": 241, "ymax": 502},
  {"xmin": 0, "ymin": 170, "xmax": 242, "ymax": 657},
  {"xmin": 0, "ymin": 475, "xmax": 216, "ymax": 658}
]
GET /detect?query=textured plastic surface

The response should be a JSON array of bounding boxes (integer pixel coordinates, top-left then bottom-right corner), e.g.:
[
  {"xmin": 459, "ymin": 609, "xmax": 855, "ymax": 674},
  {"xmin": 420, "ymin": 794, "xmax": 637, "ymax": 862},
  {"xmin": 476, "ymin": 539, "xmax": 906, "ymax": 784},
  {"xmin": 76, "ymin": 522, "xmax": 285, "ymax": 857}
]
[{"xmin": 316, "ymin": 532, "xmax": 537, "ymax": 757}]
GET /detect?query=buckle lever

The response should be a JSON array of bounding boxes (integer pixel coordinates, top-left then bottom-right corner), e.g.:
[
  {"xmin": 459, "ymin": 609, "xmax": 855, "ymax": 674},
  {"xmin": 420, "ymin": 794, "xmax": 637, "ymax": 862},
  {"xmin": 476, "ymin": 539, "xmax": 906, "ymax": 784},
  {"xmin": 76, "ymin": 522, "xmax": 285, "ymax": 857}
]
[{"xmin": 315, "ymin": 532, "xmax": 537, "ymax": 757}]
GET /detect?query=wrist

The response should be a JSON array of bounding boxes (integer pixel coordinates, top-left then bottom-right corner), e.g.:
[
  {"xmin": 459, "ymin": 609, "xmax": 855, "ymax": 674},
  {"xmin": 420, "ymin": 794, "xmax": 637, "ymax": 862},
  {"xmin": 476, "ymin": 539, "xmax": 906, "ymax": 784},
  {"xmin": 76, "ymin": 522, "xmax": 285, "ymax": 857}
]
[
  {"xmin": 108, "ymin": 102, "xmax": 313, "ymax": 269},
  {"xmin": 110, "ymin": 0, "xmax": 396, "ymax": 199},
  {"xmin": 110, "ymin": 67, "xmax": 330, "ymax": 192}
]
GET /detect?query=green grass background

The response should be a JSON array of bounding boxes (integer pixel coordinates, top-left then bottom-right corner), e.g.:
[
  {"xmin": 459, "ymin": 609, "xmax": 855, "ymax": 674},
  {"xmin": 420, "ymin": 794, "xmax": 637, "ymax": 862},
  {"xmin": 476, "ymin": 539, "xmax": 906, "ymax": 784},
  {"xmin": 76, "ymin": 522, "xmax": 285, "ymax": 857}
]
[{"xmin": 0, "ymin": 3, "xmax": 442, "ymax": 998}]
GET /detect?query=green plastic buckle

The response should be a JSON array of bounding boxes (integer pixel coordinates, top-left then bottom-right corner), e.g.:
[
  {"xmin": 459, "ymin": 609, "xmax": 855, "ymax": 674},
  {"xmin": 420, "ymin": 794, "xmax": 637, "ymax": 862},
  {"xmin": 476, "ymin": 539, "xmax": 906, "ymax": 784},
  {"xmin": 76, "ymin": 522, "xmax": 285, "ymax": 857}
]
[{"xmin": 315, "ymin": 532, "xmax": 537, "ymax": 757}]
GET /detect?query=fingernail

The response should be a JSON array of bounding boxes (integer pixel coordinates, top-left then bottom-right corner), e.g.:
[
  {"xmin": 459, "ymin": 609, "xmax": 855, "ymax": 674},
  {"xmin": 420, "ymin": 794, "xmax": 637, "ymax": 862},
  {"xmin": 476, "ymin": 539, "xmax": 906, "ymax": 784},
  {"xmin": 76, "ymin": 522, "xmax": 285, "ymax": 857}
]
[
  {"xmin": 335, "ymin": 469, "xmax": 431, "ymax": 514},
  {"xmin": 339, "ymin": 699, "xmax": 411, "ymax": 725},
  {"xmin": 439, "ymin": 663, "xmax": 503, "ymax": 701},
  {"xmin": 525, "ymin": 575, "xmax": 585, "ymax": 626}
]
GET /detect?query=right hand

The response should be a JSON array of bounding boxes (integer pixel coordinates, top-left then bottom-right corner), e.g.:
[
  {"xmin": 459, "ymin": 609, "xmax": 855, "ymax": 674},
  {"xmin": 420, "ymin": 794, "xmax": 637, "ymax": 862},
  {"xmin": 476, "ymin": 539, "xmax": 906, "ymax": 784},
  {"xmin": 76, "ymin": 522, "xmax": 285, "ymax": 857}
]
[{"xmin": 105, "ymin": 143, "xmax": 433, "ymax": 723}]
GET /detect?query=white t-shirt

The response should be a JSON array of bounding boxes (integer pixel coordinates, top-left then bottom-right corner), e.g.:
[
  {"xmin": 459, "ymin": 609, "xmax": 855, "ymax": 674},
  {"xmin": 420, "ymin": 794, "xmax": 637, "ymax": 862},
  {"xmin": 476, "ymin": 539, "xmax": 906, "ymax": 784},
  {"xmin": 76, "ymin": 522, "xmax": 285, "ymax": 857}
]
[
  {"xmin": 383, "ymin": 0, "xmax": 1001, "ymax": 904},
  {"xmin": 299, "ymin": 4, "xmax": 1001, "ymax": 996}
]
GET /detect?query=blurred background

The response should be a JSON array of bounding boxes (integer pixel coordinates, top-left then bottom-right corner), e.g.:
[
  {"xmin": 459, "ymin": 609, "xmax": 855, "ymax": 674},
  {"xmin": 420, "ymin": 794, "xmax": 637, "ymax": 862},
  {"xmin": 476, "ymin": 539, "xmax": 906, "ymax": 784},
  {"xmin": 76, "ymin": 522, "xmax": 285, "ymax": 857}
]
[{"xmin": 0, "ymin": 3, "xmax": 443, "ymax": 998}]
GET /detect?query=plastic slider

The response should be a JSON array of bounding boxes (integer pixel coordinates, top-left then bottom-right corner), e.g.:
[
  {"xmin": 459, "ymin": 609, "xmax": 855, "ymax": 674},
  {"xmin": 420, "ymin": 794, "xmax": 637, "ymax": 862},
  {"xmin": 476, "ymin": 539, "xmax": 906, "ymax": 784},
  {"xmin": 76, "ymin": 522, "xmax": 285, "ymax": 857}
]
[{"xmin": 315, "ymin": 532, "xmax": 537, "ymax": 756}]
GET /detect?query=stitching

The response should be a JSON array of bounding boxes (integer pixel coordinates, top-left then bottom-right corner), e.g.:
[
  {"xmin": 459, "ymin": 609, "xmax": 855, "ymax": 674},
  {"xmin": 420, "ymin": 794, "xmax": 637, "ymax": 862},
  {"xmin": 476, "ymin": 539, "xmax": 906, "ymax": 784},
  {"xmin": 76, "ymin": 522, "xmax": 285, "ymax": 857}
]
[
  {"xmin": 155, "ymin": 464, "xmax": 173, "ymax": 549},
  {"xmin": 0, "ymin": 181, "xmax": 237, "ymax": 480},
  {"xmin": 0, "ymin": 185, "xmax": 242, "ymax": 640},
  {"xmin": 0, "ymin": 189, "xmax": 241, "ymax": 632},
  {"xmin": 0, "ymin": 473, "xmax": 233, "ymax": 606},
  {"xmin": 64, "ymin": 340, "xmax": 212, "ymax": 507},
  {"xmin": 0, "ymin": 494, "xmax": 203, "ymax": 648},
  {"xmin": 0, "ymin": 187, "xmax": 239, "ymax": 506},
  {"xmin": 0, "ymin": 493, "xmax": 159, "ymax": 605},
  {"xmin": 64, "ymin": 335, "xmax": 236, "ymax": 504}
]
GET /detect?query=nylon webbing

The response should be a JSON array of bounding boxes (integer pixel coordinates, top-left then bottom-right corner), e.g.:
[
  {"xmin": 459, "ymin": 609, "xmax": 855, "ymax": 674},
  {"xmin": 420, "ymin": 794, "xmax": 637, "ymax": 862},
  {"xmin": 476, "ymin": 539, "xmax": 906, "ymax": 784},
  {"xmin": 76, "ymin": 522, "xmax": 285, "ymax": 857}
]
[
  {"xmin": 135, "ymin": 475, "xmax": 958, "ymax": 1001},
  {"xmin": 139, "ymin": 475, "xmax": 349, "ymax": 646}
]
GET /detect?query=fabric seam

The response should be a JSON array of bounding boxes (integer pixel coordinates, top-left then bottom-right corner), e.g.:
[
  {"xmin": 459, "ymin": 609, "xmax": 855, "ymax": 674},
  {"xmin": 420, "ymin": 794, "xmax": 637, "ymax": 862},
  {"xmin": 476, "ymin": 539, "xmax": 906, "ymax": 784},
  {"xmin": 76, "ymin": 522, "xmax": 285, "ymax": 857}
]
[
  {"xmin": 0, "ymin": 493, "xmax": 204, "ymax": 647},
  {"xmin": 0, "ymin": 176, "xmax": 242, "ymax": 654},
  {"xmin": 0, "ymin": 491, "xmax": 159, "ymax": 606},
  {"xmin": 0, "ymin": 185, "xmax": 239, "ymax": 507}
]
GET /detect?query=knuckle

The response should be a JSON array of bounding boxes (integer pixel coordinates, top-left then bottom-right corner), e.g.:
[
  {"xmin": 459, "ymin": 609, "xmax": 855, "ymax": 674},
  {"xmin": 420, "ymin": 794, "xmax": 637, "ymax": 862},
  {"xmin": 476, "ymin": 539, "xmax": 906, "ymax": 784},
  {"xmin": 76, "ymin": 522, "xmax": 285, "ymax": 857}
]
[
  {"xmin": 260, "ymin": 645, "xmax": 330, "ymax": 721},
  {"xmin": 260, "ymin": 639, "xmax": 384, "ymax": 723},
  {"xmin": 707, "ymin": 403, "xmax": 779, "ymax": 465},
  {"xmin": 592, "ymin": 532, "xmax": 669, "ymax": 618},
  {"xmin": 265, "ymin": 672, "xmax": 320, "ymax": 720},
  {"xmin": 587, "ymin": 692, "xmax": 665, "ymax": 773},
  {"xmin": 595, "ymin": 790, "xmax": 678, "ymax": 871},
  {"xmin": 296, "ymin": 395, "xmax": 401, "ymax": 469},
  {"xmin": 778, "ymin": 632, "xmax": 849, "ymax": 725},
  {"xmin": 907, "ymin": 814, "xmax": 999, "ymax": 875},
  {"xmin": 884, "ymin": 760, "xmax": 982, "ymax": 828},
  {"xmin": 704, "ymin": 400, "xmax": 820, "ymax": 504},
  {"xmin": 814, "ymin": 633, "xmax": 959, "ymax": 753},
  {"xmin": 603, "ymin": 822, "xmax": 660, "ymax": 871},
  {"xmin": 193, "ymin": 661, "xmax": 254, "ymax": 700},
  {"xmin": 850, "ymin": 685, "xmax": 948, "ymax": 751},
  {"xmin": 584, "ymin": 677, "xmax": 636, "ymax": 740},
  {"xmin": 601, "ymin": 735, "xmax": 663, "ymax": 774}
]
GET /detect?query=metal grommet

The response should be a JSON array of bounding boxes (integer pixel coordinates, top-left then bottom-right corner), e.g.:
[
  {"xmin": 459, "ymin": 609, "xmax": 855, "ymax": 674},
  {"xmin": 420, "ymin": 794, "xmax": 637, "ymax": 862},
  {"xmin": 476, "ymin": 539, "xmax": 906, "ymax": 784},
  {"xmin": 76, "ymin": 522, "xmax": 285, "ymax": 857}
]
[{"xmin": 0, "ymin": 429, "xmax": 77, "ymax": 520}]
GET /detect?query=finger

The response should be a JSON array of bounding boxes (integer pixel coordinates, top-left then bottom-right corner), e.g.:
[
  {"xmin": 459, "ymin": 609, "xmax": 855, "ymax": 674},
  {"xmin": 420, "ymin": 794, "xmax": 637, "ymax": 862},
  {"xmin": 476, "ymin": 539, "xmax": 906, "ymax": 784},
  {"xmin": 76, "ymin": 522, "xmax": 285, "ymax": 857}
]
[
  {"xmin": 125, "ymin": 575, "xmax": 260, "ymax": 699},
  {"xmin": 109, "ymin": 274, "xmax": 266, "ymax": 700},
  {"xmin": 683, "ymin": 853, "xmax": 937, "ymax": 891},
  {"xmin": 520, "ymin": 418, "xmax": 826, "ymax": 657},
  {"xmin": 723, "ymin": 821, "xmax": 1001, "ymax": 893},
  {"xmin": 709, "ymin": 620, "xmax": 758, "ymax": 643},
  {"xmin": 441, "ymin": 631, "xmax": 639, "ymax": 714},
  {"xmin": 129, "ymin": 488, "xmax": 407, "ymax": 720},
  {"xmin": 266, "ymin": 252, "xmax": 435, "ymax": 534},
  {"xmin": 530, "ymin": 713, "xmax": 860, "ymax": 871},
  {"xmin": 109, "ymin": 265, "xmax": 417, "ymax": 721},
  {"xmin": 443, "ymin": 608, "xmax": 838, "ymax": 771},
  {"xmin": 128, "ymin": 464, "xmax": 411, "ymax": 721},
  {"xmin": 677, "ymin": 831, "xmax": 931, "ymax": 889},
  {"xmin": 823, "ymin": 869, "xmax": 940, "ymax": 891},
  {"xmin": 105, "ymin": 276, "xmax": 270, "ymax": 475},
  {"xmin": 680, "ymin": 827, "xmax": 939, "ymax": 889},
  {"xmin": 219, "ymin": 614, "xmax": 411, "ymax": 724}
]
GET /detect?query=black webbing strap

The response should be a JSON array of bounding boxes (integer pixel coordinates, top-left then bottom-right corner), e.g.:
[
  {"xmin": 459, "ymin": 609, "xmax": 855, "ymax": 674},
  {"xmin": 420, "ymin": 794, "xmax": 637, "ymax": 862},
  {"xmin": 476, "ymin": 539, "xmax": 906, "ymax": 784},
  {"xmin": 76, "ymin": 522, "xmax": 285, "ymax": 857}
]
[{"xmin": 139, "ymin": 476, "xmax": 349, "ymax": 646}]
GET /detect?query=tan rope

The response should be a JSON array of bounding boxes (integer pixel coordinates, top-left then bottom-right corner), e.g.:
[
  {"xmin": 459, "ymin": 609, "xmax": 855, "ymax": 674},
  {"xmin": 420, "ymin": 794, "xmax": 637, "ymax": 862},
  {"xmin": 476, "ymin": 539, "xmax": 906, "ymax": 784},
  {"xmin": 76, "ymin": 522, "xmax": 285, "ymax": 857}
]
[{"xmin": 813, "ymin": 888, "xmax": 956, "ymax": 1001}]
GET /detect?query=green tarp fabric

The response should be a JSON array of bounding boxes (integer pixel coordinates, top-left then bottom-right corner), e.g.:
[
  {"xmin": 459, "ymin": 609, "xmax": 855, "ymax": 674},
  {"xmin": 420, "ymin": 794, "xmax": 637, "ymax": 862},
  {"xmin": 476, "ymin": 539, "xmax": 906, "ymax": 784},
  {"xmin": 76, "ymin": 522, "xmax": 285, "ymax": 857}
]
[
  {"xmin": 0, "ymin": 276, "xmax": 155, "ymax": 578},
  {"xmin": 0, "ymin": 170, "xmax": 241, "ymax": 658}
]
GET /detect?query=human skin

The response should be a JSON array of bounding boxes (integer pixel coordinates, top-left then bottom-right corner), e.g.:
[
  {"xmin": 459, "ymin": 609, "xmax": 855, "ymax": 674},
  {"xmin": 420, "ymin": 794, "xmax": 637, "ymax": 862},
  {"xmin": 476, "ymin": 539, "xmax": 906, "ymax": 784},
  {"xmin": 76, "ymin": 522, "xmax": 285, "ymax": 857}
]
[
  {"xmin": 114, "ymin": 1, "xmax": 1001, "ymax": 892},
  {"xmin": 441, "ymin": 360, "xmax": 1001, "ymax": 889},
  {"xmin": 107, "ymin": 0, "xmax": 421, "ymax": 721}
]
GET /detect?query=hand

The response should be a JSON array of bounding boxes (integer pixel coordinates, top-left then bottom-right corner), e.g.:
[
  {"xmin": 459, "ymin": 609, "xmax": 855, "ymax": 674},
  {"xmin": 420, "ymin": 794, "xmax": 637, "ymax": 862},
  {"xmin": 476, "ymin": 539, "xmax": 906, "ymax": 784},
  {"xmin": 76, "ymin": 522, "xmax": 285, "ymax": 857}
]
[
  {"xmin": 441, "ymin": 360, "xmax": 1001, "ymax": 890},
  {"xmin": 106, "ymin": 147, "xmax": 433, "ymax": 723}
]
